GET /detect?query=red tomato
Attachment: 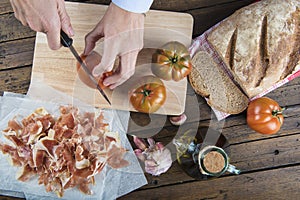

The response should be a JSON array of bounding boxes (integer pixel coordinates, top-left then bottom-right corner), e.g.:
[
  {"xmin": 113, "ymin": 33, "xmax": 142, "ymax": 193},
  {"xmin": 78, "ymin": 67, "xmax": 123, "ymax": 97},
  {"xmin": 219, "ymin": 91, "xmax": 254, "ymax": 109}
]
[
  {"xmin": 151, "ymin": 41, "xmax": 192, "ymax": 81},
  {"xmin": 247, "ymin": 97, "xmax": 284, "ymax": 134},
  {"xmin": 130, "ymin": 75, "xmax": 167, "ymax": 113},
  {"xmin": 98, "ymin": 71, "xmax": 114, "ymax": 89},
  {"xmin": 76, "ymin": 51, "xmax": 113, "ymax": 89}
]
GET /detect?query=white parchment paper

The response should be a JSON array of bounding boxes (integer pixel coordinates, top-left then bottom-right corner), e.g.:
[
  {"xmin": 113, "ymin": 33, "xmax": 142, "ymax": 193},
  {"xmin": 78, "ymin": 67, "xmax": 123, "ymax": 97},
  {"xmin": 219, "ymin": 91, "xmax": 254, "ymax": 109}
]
[{"xmin": 0, "ymin": 83, "xmax": 147, "ymax": 200}]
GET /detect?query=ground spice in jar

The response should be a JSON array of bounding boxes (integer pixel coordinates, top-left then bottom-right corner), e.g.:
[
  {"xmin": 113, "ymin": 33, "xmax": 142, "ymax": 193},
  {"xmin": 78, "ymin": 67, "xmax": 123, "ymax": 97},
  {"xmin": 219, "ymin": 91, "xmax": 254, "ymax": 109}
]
[{"xmin": 203, "ymin": 151, "xmax": 225, "ymax": 173}]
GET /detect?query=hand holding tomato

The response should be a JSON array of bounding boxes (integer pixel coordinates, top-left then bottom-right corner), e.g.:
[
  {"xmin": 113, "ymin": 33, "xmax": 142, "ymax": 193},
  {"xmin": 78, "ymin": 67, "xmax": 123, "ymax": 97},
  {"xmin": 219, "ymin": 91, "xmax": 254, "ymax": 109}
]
[
  {"xmin": 247, "ymin": 97, "xmax": 284, "ymax": 135},
  {"xmin": 76, "ymin": 51, "xmax": 115, "ymax": 89},
  {"xmin": 84, "ymin": 3, "xmax": 144, "ymax": 89}
]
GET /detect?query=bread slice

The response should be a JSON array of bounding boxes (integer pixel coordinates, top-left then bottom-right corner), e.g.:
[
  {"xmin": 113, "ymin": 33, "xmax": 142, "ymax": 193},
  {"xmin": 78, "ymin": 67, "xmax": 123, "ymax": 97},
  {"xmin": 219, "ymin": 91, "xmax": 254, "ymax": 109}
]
[
  {"xmin": 189, "ymin": 50, "xmax": 249, "ymax": 114},
  {"xmin": 207, "ymin": 0, "xmax": 300, "ymax": 98}
]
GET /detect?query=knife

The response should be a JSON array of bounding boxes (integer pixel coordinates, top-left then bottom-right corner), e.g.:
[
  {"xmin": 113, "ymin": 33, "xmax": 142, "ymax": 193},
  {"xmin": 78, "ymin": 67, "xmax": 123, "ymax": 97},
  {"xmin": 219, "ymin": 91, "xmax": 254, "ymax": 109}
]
[{"xmin": 60, "ymin": 30, "xmax": 111, "ymax": 105}]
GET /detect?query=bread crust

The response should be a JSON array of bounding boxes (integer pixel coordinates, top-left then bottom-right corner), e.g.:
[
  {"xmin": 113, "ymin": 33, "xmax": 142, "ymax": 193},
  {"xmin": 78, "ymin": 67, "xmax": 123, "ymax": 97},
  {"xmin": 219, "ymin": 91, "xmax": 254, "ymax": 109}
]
[{"xmin": 207, "ymin": 0, "xmax": 300, "ymax": 98}]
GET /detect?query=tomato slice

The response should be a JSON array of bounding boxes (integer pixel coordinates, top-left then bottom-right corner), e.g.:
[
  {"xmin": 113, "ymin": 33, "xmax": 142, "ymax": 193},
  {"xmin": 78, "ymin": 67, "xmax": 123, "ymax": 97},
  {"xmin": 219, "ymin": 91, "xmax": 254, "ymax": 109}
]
[{"xmin": 76, "ymin": 51, "xmax": 114, "ymax": 89}]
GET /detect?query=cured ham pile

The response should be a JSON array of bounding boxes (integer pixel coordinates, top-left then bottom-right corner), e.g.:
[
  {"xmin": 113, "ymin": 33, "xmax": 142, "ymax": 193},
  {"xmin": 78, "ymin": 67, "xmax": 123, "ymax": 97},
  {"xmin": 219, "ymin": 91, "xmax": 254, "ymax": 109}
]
[{"xmin": 0, "ymin": 106, "xmax": 129, "ymax": 197}]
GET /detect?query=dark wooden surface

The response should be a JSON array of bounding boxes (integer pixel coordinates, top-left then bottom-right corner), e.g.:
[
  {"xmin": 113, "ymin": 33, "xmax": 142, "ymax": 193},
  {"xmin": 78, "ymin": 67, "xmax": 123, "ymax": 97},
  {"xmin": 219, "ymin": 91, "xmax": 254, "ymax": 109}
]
[{"xmin": 1, "ymin": 0, "xmax": 300, "ymax": 199}]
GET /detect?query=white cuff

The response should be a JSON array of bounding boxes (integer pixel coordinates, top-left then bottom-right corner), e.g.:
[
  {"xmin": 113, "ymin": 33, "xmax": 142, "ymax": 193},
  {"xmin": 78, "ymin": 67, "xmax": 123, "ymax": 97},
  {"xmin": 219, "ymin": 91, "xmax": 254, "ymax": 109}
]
[{"xmin": 112, "ymin": 0, "xmax": 153, "ymax": 13}]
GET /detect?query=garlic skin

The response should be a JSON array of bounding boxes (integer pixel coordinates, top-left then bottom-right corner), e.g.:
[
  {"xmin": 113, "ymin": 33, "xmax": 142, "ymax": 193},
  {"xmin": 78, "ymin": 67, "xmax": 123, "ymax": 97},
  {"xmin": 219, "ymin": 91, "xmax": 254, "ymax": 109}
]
[
  {"xmin": 169, "ymin": 113, "xmax": 187, "ymax": 126},
  {"xmin": 133, "ymin": 136, "xmax": 172, "ymax": 176}
]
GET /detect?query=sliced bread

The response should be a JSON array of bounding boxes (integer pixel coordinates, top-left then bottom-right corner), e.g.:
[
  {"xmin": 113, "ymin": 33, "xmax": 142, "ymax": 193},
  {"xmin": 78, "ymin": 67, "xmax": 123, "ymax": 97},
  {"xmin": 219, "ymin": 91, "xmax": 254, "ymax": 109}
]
[{"xmin": 189, "ymin": 50, "xmax": 249, "ymax": 114}]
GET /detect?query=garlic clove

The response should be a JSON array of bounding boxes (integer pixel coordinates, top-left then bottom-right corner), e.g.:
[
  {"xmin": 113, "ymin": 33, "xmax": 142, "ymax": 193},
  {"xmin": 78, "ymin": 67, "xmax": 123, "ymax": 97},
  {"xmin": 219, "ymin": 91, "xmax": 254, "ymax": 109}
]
[{"xmin": 169, "ymin": 113, "xmax": 187, "ymax": 126}]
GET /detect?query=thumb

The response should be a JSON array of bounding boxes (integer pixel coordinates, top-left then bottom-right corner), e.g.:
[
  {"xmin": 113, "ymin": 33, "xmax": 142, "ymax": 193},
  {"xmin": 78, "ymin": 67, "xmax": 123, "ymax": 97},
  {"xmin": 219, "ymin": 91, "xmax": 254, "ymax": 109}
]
[
  {"xmin": 84, "ymin": 22, "xmax": 104, "ymax": 56},
  {"xmin": 57, "ymin": 0, "xmax": 74, "ymax": 37}
]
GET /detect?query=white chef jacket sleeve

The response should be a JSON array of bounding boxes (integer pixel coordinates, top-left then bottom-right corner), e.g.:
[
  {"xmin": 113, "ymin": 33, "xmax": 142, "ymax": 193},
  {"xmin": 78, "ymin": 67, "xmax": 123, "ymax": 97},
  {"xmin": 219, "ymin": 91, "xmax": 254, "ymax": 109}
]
[{"xmin": 112, "ymin": 0, "xmax": 153, "ymax": 13}]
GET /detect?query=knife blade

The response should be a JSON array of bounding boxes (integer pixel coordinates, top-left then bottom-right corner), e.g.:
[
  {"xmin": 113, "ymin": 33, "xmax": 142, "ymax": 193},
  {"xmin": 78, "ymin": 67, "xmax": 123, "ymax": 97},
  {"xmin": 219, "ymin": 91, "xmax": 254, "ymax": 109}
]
[{"xmin": 60, "ymin": 30, "xmax": 111, "ymax": 105}]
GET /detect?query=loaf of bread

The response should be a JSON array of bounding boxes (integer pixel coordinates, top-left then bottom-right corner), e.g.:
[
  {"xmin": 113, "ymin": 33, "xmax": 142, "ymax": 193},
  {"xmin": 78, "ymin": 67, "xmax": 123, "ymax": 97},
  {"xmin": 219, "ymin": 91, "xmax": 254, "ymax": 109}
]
[
  {"xmin": 207, "ymin": 0, "xmax": 299, "ymax": 98},
  {"xmin": 189, "ymin": 0, "xmax": 299, "ymax": 114}
]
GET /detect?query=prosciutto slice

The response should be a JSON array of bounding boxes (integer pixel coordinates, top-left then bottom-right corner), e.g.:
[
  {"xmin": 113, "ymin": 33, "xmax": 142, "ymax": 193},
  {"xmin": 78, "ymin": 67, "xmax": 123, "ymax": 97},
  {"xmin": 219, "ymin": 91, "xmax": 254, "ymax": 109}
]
[{"xmin": 0, "ymin": 106, "xmax": 129, "ymax": 197}]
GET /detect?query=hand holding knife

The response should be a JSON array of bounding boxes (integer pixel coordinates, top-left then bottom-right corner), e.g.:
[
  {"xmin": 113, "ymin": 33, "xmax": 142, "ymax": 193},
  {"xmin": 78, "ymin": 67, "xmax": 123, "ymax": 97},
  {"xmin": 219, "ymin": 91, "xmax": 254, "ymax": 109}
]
[{"xmin": 60, "ymin": 31, "xmax": 111, "ymax": 105}]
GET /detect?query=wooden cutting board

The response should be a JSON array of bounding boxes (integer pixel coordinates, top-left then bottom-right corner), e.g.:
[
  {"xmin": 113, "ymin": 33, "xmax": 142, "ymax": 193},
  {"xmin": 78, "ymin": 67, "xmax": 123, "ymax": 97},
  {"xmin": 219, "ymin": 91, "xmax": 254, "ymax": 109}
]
[{"xmin": 31, "ymin": 2, "xmax": 193, "ymax": 115}]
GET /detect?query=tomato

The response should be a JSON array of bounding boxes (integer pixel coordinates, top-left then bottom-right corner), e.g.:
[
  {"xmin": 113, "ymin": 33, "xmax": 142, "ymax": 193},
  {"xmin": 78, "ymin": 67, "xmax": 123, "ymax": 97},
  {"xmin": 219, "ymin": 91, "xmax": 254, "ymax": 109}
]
[
  {"xmin": 98, "ymin": 71, "xmax": 114, "ymax": 89},
  {"xmin": 76, "ymin": 52, "xmax": 100, "ymax": 89},
  {"xmin": 247, "ymin": 97, "xmax": 284, "ymax": 135},
  {"xmin": 76, "ymin": 51, "xmax": 114, "ymax": 89},
  {"xmin": 130, "ymin": 75, "xmax": 167, "ymax": 113},
  {"xmin": 151, "ymin": 41, "xmax": 192, "ymax": 81}
]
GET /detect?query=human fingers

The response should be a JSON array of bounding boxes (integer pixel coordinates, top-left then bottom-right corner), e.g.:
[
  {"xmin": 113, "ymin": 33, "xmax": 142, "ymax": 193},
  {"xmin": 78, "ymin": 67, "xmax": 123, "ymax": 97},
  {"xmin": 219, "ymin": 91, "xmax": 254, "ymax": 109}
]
[
  {"xmin": 104, "ymin": 50, "xmax": 138, "ymax": 89},
  {"xmin": 57, "ymin": 0, "xmax": 74, "ymax": 37},
  {"xmin": 45, "ymin": 0, "xmax": 73, "ymax": 50},
  {"xmin": 84, "ymin": 21, "xmax": 104, "ymax": 56},
  {"xmin": 92, "ymin": 36, "xmax": 119, "ymax": 77},
  {"xmin": 10, "ymin": 0, "xmax": 28, "ymax": 26},
  {"xmin": 45, "ymin": 12, "xmax": 61, "ymax": 50}
]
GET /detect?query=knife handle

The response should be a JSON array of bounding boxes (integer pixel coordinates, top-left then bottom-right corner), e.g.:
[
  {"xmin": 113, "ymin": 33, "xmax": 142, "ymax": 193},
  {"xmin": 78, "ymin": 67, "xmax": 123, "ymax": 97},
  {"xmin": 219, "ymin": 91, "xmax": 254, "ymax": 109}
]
[{"xmin": 60, "ymin": 30, "xmax": 73, "ymax": 47}]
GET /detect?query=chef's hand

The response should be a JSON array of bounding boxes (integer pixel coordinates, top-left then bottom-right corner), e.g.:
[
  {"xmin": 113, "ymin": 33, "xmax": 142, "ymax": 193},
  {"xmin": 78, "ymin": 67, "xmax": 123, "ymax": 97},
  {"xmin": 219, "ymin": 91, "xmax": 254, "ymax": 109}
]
[
  {"xmin": 10, "ymin": 0, "xmax": 74, "ymax": 50},
  {"xmin": 84, "ymin": 3, "xmax": 144, "ymax": 89}
]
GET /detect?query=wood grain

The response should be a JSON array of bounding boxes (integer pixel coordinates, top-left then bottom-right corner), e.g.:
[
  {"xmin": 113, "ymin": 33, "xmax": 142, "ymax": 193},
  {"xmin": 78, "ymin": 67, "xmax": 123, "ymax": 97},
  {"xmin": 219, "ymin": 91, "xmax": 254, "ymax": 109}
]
[
  {"xmin": 127, "ymin": 77, "xmax": 300, "ymax": 136},
  {"xmin": 0, "ymin": 38, "xmax": 35, "ymax": 70},
  {"xmin": 0, "ymin": 0, "xmax": 13, "ymax": 15},
  {"xmin": 149, "ymin": 103, "xmax": 300, "ymax": 145},
  {"xmin": 0, "ymin": 14, "xmax": 35, "ymax": 43},
  {"xmin": 31, "ymin": 2, "xmax": 193, "ymax": 115},
  {"xmin": 66, "ymin": 0, "xmax": 256, "ymax": 12},
  {"xmin": 123, "ymin": 131, "xmax": 300, "ymax": 190},
  {"xmin": 121, "ymin": 165, "xmax": 300, "ymax": 199},
  {"xmin": 0, "ymin": 66, "xmax": 31, "ymax": 95},
  {"xmin": 0, "ymin": 1, "xmax": 300, "ymax": 200},
  {"xmin": 230, "ymin": 134, "xmax": 300, "ymax": 170},
  {"xmin": 188, "ymin": 0, "xmax": 255, "ymax": 36},
  {"xmin": 222, "ymin": 106, "xmax": 300, "ymax": 144}
]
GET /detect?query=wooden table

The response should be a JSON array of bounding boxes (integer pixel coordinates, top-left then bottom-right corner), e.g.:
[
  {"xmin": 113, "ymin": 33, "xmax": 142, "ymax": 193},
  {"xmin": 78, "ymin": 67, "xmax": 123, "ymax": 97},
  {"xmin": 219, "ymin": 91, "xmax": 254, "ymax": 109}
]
[{"xmin": 1, "ymin": 0, "xmax": 300, "ymax": 199}]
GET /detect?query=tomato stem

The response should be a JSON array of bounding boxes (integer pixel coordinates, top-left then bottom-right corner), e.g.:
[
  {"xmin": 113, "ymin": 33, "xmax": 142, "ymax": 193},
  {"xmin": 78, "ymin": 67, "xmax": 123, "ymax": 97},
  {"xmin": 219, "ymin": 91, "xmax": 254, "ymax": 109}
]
[
  {"xmin": 143, "ymin": 89, "xmax": 151, "ymax": 97},
  {"xmin": 272, "ymin": 107, "xmax": 285, "ymax": 116},
  {"xmin": 171, "ymin": 55, "xmax": 178, "ymax": 63},
  {"xmin": 272, "ymin": 110, "xmax": 281, "ymax": 116}
]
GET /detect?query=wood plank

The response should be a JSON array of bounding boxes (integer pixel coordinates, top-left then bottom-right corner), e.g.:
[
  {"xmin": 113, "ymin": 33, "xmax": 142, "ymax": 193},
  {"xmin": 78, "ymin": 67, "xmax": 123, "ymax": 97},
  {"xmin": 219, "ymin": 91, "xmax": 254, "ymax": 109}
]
[
  {"xmin": 68, "ymin": 0, "xmax": 256, "ymax": 37},
  {"xmin": 229, "ymin": 134, "xmax": 300, "ymax": 171},
  {"xmin": 128, "ymin": 77, "xmax": 300, "ymax": 136},
  {"xmin": 0, "ymin": 196, "xmax": 22, "ymax": 200},
  {"xmin": 188, "ymin": 0, "xmax": 255, "ymax": 36},
  {"xmin": 120, "ymin": 165, "xmax": 300, "ymax": 199},
  {"xmin": 0, "ymin": 0, "xmax": 13, "ymax": 15},
  {"xmin": 266, "ymin": 78, "xmax": 300, "ymax": 107},
  {"xmin": 0, "ymin": 0, "xmax": 257, "ymax": 42},
  {"xmin": 67, "ymin": 0, "xmax": 256, "ymax": 12},
  {"xmin": 0, "ymin": 66, "xmax": 32, "ymax": 95},
  {"xmin": 0, "ymin": 13, "xmax": 35, "ymax": 42},
  {"xmin": 151, "ymin": 0, "xmax": 256, "ymax": 12},
  {"xmin": 222, "ymin": 105, "xmax": 300, "ymax": 144},
  {"xmin": 138, "ymin": 101, "xmax": 300, "ymax": 145},
  {"xmin": 0, "ymin": 1, "xmax": 299, "ymax": 200},
  {"xmin": 0, "ymin": 38, "xmax": 35, "ymax": 70},
  {"xmin": 1, "ymin": 0, "xmax": 257, "ymax": 17},
  {"xmin": 129, "ymin": 122, "xmax": 300, "ymax": 189}
]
